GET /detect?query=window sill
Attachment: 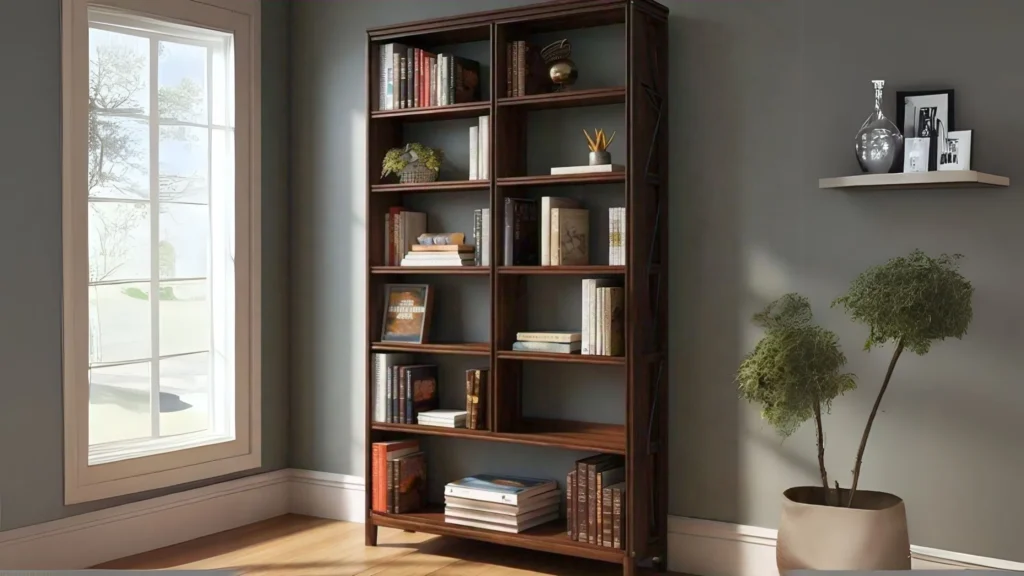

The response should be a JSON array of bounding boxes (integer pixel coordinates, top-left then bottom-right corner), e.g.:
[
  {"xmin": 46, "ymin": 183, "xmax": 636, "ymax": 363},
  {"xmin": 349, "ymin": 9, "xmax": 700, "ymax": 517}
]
[{"xmin": 89, "ymin": 432, "xmax": 235, "ymax": 466}]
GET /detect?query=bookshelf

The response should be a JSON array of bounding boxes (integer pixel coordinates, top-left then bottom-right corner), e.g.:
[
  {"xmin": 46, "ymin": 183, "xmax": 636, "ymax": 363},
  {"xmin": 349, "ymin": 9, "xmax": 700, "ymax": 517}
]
[{"xmin": 363, "ymin": 1, "xmax": 669, "ymax": 575}]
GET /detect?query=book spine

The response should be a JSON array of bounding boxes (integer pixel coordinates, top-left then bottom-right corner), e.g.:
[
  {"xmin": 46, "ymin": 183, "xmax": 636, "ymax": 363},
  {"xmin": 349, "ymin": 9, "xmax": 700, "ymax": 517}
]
[
  {"xmin": 587, "ymin": 463, "xmax": 597, "ymax": 544},
  {"xmin": 403, "ymin": 369, "xmax": 411, "ymax": 424},
  {"xmin": 469, "ymin": 126, "xmax": 479, "ymax": 181},
  {"xmin": 567, "ymin": 470, "xmax": 576, "ymax": 539},
  {"xmin": 581, "ymin": 280, "xmax": 591, "ymax": 355},
  {"xmin": 595, "ymin": 471, "xmax": 603, "ymax": 546},
  {"xmin": 602, "ymin": 484, "xmax": 614, "ymax": 547},
  {"xmin": 482, "ymin": 209, "xmax": 490, "ymax": 267},
  {"xmin": 372, "ymin": 443, "xmax": 381, "ymax": 511},
  {"xmin": 399, "ymin": 54, "xmax": 407, "ymax": 109},
  {"xmin": 444, "ymin": 486, "xmax": 521, "ymax": 505},
  {"xmin": 576, "ymin": 461, "xmax": 588, "ymax": 542},
  {"xmin": 448, "ymin": 58, "xmax": 456, "ymax": 105},
  {"xmin": 550, "ymin": 208, "xmax": 561, "ymax": 266},
  {"xmin": 506, "ymin": 42, "xmax": 513, "ymax": 97},
  {"xmin": 378, "ymin": 44, "xmax": 386, "ymax": 110},
  {"xmin": 412, "ymin": 48, "xmax": 419, "ymax": 108},
  {"xmin": 613, "ymin": 487, "xmax": 622, "ymax": 549},
  {"xmin": 384, "ymin": 214, "xmax": 391, "ymax": 266},
  {"xmin": 503, "ymin": 198, "xmax": 514, "ymax": 266},
  {"xmin": 419, "ymin": 49, "xmax": 426, "ymax": 108},
  {"xmin": 429, "ymin": 57, "xmax": 436, "ymax": 107},
  {"xmin": 511, "ymin": 42, "xmax": 520, "ymax": 96},
  {"xmin": 386, "ymin": 364, "xmax": 393, "ymax": 422},
  {"xmin": 512, "ymin": 341, "xmax": 577, "ymax": 354},
  {"xmin": 517, "ymin": 41, "xmax": 526, "ymax": 97},
  {"xmin": 372, "ymin": 355, "xmax": 382, "ymax": 422},
  {"xmin": 516, "ymin": 332, "xmax": 579, "ymax": 343},
  {"xmin": 620, "ymin": 208, "xmax": 626, "ymax": 266},
  {"xmin": 471, "ymin": 370, "xmax": 481, "ymax": 429},
  {"xmin": 464, "ymin": 370, "xmax": 474, "ymax": 430},
  {"xmin": 393, "ymin": 366, "xmax": 402, "ymax": 423},
  {"xmin": 608, "ymin": 208, "xmax": 615, "ymax": 266},
  {"xmin": 610, "ymin": 287, "xmax": 624, "ymax": 356},
  {"xmin": 589, "ymin": 282, "xmax": 598, "ymax": 355},
  {"xmin": 479, "ymin": 116, "xmax": 489, "ymax": 180},
  {"xmin": 473, "ymin": 209, "xmax": 482, "ymax": 266},
  {"xmin": 394, "ymin": 459, "xmax": 402, "ymax": 513},
  {"xmin": 597, "ymin": 288, "xmax": 605, "ymax": 355},
  {"xmin": 386, "ymin": 460, "xmax": 395, "ymax": 513},
  {"xmin": 479, "ymin": 370, "xmax": 487, "ymax": 428},
  {"xmin": 406, "ymin": 47, "xmax": 414, "ymax": 108}
]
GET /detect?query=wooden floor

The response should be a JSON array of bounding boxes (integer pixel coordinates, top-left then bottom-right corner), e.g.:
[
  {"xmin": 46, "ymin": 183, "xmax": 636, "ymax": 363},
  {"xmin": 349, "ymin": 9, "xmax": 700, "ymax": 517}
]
[{"xmin": 97, "ymin": 514, "xmax": 675, "ymax": 575}]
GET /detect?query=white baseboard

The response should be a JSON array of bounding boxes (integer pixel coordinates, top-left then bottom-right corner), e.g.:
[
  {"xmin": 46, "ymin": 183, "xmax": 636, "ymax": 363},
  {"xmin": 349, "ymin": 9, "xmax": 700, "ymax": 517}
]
[
  {"xmin": 667, "ymin": 516, "xmax": 1024, "ymax": 575},
  {"xmin": 289, "ymin": 469, "xmax": 365, "ymax": 523},
  {"xmin": 3, "ymin": 469, "xmax": 1021, "ymax": 574},
  {"xmin": 0, "ymin": 469, "xmax": 291, "ymax": 570}
]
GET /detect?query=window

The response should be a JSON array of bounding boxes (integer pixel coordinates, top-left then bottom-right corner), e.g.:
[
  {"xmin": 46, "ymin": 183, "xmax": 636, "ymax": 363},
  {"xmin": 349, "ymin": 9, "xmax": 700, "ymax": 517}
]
[{"xmin": 62, "ymin": 0, "xmax": 260, "ymax": 503}]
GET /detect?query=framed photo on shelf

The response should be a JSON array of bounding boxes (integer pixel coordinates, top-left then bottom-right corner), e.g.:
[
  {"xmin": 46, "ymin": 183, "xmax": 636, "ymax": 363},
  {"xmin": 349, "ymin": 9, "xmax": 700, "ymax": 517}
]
[
  {"xmin": 939, "ymin": 130, "xmax": 972, "ymax": 171},
  {"xmin": 895, "ymin": 89, "xmax": 955, "ymax": 172},
  {"xmin": 381, "ymin": 284, "xmax": 433, "ymax": 343}
]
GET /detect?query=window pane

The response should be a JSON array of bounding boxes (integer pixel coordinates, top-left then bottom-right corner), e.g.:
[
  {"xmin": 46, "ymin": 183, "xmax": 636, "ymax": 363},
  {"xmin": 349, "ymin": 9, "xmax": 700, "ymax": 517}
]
[
  {"xmin": 89, "ymin": 283, "xmax": 151, "ymax": 364},
  {"xmin": 160, "ymin": 280, "xmax": 209, "ymax": 356},
  {"xmin": 89, "ymin": 361, "xmax": 152, "ymax": 445},
  {"xmin": 160, "ymin": 352, "xmax": 210, "ymax": 437},
  {"xmin": 89, "ymin": 202, "xmax": 150, "ymax": 282},
  {"xmin": 160, "ymin": 203, "xmax": 209, "ymax": 279},
  {"xmin": 89, "ymin": 116, "xmax": 150, "ymax": 200},
  {"xmin": 160, "ymin": 126, "xmax": 209, "ymax": 203},
  {"xmin": 89, "ymin": 27, "xmax": 150, "ymax": 116},
  {"xmin": 158, "ymin": 41, "xmax": 208, "ymax": 123}
]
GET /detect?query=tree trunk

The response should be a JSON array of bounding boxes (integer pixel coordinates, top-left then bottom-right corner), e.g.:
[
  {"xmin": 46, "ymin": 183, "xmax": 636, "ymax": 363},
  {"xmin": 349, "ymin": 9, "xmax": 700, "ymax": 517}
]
[
  {"xmin": 812, "ymin": 401, "xmax": 835, "ymax": 506},
  {"xmin": 847, "ymin": 338, "xmax": 905, "ymax": 507}
]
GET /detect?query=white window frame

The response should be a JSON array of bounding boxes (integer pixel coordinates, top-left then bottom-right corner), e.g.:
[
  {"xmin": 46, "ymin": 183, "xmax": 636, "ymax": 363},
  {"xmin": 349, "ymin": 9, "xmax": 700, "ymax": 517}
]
[{"xmin": 61, "ymin": 0, "xmax": 261, "ymax": 504}]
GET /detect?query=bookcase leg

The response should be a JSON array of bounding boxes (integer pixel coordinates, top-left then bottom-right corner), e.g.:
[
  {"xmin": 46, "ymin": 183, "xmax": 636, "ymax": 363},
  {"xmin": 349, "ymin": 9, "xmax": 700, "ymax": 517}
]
[
  {"xmin": 365, "ymin": 523, "xmax": 378, "ymax": 546},
  {"xmin": 622, "ymin": 557, "xmax": 637, "ymax": 576}
]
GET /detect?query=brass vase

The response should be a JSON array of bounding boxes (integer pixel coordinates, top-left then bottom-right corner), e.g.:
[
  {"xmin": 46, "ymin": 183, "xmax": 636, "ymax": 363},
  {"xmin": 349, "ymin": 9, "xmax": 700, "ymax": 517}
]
[{"xmin": 541, "ymin": 39, "xmax": 577, "ymax": 91}]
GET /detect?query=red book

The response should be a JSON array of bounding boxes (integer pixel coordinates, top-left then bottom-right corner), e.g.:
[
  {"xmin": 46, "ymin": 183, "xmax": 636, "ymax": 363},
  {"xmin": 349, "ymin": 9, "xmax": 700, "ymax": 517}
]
[
  {"xmin": 419, "ymin": 50, "xmax": 426, "ymax": 108},
  {"xmin": 371, "ymin": 440, "xmax": 420, "ymax": 512}
]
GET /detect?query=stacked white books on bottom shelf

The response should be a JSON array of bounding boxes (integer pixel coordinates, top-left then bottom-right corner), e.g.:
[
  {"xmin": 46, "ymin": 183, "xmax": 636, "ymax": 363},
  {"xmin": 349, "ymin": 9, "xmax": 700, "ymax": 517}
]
[
  {"xmin": 417, "ymin": 409, "xmax": 467, "ymax": 428},
  {"xmin": 444, "ymin": 474, "xmax": 560, "ymax": 534}
]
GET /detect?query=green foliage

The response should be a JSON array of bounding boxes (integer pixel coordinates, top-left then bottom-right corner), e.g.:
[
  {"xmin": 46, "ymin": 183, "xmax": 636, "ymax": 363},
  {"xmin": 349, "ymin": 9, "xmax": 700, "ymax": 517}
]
[
  {"xmin": 832, "ymin": 250, "xmax": 974, "ymax": 355},
  {"xmin": 381, "ymin": 143, "xmax": 444, "ymax": 178},
  {"xmin": 737, "ymin": 294, "xmax": 857, "ymax": 437}
]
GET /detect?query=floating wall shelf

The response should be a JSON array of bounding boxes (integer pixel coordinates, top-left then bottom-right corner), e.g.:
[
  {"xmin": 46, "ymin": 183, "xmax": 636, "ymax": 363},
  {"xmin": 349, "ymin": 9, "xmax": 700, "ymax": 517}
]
[{"xmin": 819, "ymin": 170, "xmax": 1010, "ymax": 190}]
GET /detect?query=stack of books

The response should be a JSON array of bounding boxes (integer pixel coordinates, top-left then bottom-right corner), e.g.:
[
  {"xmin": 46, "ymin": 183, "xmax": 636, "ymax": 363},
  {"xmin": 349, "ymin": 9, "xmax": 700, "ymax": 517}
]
[
  {"xmin": 370, "ymin": 354, "xmax": 438, "ymax": 424},
  {"xmin": 444, "ymin": 474, "xmax": 560, "ymax": 534},
  {"xmin": 384, "ymin": 209, "xmax": 426, "ymax": 266},
  {"xmin": 417, "ymin": 409, "xmax": 467, "ymax": 428},
  {"xmin": 465, "ymin": 368, "xmax": 489, "ymax": 430},
  {"xmin": 401, "ymin": 244, "xmax": 475, "ymax": 267},
  {"xmin": 512, "ymin": 331, "xmax": 581, "ymax": 354},
  {"xmin": 567, "ymin": 455, "xmax": 625, "ymax": 548},
  {"xmin": 581, "ymin": 280, "xmax": 624, "ymax": 356},
  {"xmin": 378, "ymin": 44, "xmax": 481, "ymax": 110},
  {"xmin": 370, "ymin": 439, "xmax": 426, "ymax": 514}
]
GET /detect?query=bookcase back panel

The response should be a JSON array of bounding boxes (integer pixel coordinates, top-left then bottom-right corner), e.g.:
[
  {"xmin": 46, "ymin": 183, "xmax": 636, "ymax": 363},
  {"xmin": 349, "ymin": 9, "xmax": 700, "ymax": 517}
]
[
  {"xmin": 400, "ymin": 117, "xmax": 488, "ymax": 182},
  {"xmin": 520, "ymin": 362, "xmax": 625, "ymax": 425},
  {"xmin": 419, "ymin": 275, "xmax": 491, "ymax": 344},
  {"xmin": 401, "ymin": 190, "xmax": 490, "ymax": 249},
  {"xmin": 527, "ymin": 106, "xmax": 626, "ymax": 177},
  {"xmin": 524, "ymin": 24, "xmax": 626, "ymax": 92}
]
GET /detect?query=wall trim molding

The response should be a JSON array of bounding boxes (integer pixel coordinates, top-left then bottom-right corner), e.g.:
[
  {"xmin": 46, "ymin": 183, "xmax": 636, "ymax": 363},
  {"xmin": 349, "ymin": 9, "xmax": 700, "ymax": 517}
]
[
  {"xmin": 667, "ymin": 516, "xmax": 1024, "ymax": 575},
  {"xmin": 3, "ymin": 469, "xmax": 1022, "ymax": 574}
]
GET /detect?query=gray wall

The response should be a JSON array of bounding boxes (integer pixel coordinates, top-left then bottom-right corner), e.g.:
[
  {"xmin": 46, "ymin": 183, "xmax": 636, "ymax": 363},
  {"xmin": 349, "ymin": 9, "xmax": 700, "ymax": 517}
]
[
  {"xmin": 0, "ymin": 0, "xmax": 290, "ymax": 531},
  {"xmin": 290, "ymin": 0, "xmax": 1024, "ymax": 562}
]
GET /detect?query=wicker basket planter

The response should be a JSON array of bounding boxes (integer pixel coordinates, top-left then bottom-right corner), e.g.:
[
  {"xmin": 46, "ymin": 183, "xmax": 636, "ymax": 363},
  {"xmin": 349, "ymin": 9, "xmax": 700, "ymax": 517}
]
[{"xmin": 399, "ymin": 163, "xmax": 438, "ymax": 184}]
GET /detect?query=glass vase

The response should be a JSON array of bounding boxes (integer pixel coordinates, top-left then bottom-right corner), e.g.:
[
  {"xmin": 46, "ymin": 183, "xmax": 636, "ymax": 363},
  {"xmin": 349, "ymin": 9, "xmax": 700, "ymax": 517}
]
[{"xmin": 854, "ymin": 80, "xmax": 903, "ymax": 173}]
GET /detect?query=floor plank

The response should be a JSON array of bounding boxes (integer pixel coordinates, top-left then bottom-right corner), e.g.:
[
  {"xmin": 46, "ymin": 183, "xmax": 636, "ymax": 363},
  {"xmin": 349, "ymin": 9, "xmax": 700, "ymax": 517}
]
[{"xmin": 94, "ymin": 514, "xmax": 671, "ymax": 575}]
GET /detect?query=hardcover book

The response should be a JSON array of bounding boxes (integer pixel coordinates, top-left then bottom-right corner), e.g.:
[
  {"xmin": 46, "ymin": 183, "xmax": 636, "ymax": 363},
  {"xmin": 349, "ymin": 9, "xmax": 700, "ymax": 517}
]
[
  {"xmin": 381, "ymin": 284, "xmax": 432, "ymax": 343},
  {"xmin": 394, "ymin": 451, "xmax": 427, "ymax": 514},
  {"xmin": 607, "ymin": 481, "xmax": 626, "ymax": 549},
  {"xmin": 403, "ymin": 364, "xmax": 438, "ymax": 424},
  {"xmin": 466, "ymin": 368, "xmax": 488, "ymax": 430},
  {"xmin": 444, "ymin": 474, "xmax": 556, "ymax": 505},
  {"xmin": 512, "ymin": 341, "xmax": 581, "ymax": 354},
  {"xmin": 444, "ymin": 504, "xmax": 559, "ymax": 527},
  {"xmin": 567, "ymin": 469, "xmax": 577, "ymax": 539},
  {"xmin": 443, "ymin": 512, "xmax": 559, "ymax": 534},
  {"xmin": 550, "ymin": 208, "xmax": 589, "ymax": 266},
  {"xmin": 540, "ymin": 197, "xmax": 580, "ymax": 266},
  {"xmin": 371, "ymin": 353, "xmax": 412, "ymax": 423},
  {"xmin": 445, "ymin": 491, "xmax": 560, "ymax": 515},
  {"xmin": 503, "ymin": 198, "xmax": 538, "ymax": 266},
  {"xmin": 371, "ymin": 439, "xmax": 419, "ymax": 512},
  {"xmin": 595, "ymin": 464, "xmax": 625, "ymax": 545},
  {"xmin": 516, "ymin": 331, "xmax": 581, "ymax": 343},
  {"xmin": 587, "ymin": 456, "xmax": 624, "ymax": 544}
]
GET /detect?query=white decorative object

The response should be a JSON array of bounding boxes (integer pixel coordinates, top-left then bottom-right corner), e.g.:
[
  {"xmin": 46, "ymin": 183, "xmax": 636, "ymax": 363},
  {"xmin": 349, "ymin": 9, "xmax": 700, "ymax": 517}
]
[
  {"xmin": 550, "ymin": 164, "xmax": 625, "ymax": 175},
  {"xmin": 939, "ymin": 130, "xmax": 972, "ymax": 171},
  {"xmin": 903, "ymin": 138, "xmax": 930, "ymax": 173}
]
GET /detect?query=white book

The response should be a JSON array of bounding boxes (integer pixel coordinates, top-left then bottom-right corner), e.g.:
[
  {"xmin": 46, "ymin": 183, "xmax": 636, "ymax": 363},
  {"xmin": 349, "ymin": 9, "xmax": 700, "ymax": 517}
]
[
  {"xmin": 402, "ymin": 252, "xmax": 474, "ymax": 260},
  {"xmin": 469, "ymin": 126, "xmax": 479, "ymax": 180},
  {"xmin": 481, "ymin": 208, "xmax": 490, "ymax": 266},
  {"xmin": 419, "ymin": 409, "xmax": 467, "ymax": 418},
  {"xmin": 541, "ymin": 197, "xmax": 580, "ymax": 265},
  {"xmin": 479, "ymin": 116, "xmax": 490, "ymax": 179},
  {"xmin": 515, "ymin": 331, "xmax": 581, "ymax": 343},
  {"xmin": 372, "ymin": 353, "xmax": 411, "ymax": 422},
  {"xmin": 596, "ymin": 287, "xmax": 605, "ymax": 355},
  {"xmin": 444, "ymin": 491, "xmax": 561, "ymax": 515},
  {"xmin": 583, "ymin": 279, "xmax": 617, "ymax": 355},
  {"xmin": 444, "ymin": 504, "xmax": 560, "ymax": 526},
  {"xmin": 608, "ymin": 207, "xmax": 616, "ymax": 265},
  {"xmin": 401, "ymin": 260, "xmax": 475, "ymax": 267},
  {"xmin": 550, "ymin": 164, "xmax": 625, "ymax": 175},
  {"xmin": 445, "ymin": 475, "xmax": 556, "ymax": 505},
  {"xmin": 444, "ymin": 512, "xmax": 559, "ymax": 533},
  {"xmin": 417, "ymin": 420, "xmax": 466, "ymax": 429}
]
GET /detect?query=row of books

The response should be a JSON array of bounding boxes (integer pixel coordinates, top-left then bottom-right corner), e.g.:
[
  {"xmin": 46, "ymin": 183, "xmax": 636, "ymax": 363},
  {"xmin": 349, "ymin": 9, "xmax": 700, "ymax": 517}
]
[
  {"xmin": 465, "ymin": 368, "xmax": 488, "ymax": 430},
  {"xmin": 568, "ymin": 455, "xmax": 626, "ymax": 548},
  {"xmin": 378, "ymin": 44, "xmax": 481, "ymax": 110},
  {"xmin": 384, "ymin": 209, "xmax": 427, "ymax": 266},
  {"xmin": 512, "ymin": 331, "xmax": 581, "ymax": 354},
  {"xmin": 371, "ymin": 439, "xmax": 426, "ymax": 514},
  {"xmin": 507, "ymin": 197, "xmax": 627, "ymax": 267},
  {"xmin": 472, "ymin": 208, "xmax": 491, "ymax": 266},
  {"xmin": 468, "ymin": 116, "xmax": 490, "ymax": 181},
  {"xmin": 445, "ymin": 474, "xmax": 560, "ymax": 534},
  {"xmin": 582, "ymin": 280, "xmax": 624, "ymax": 356},
  {"xmin": 371, "ymin": 355, "xmax": 438, "ymax": 424},
  {"xmin": 505, "ymin": 41, "xmax": 550, "ymax": 98}
]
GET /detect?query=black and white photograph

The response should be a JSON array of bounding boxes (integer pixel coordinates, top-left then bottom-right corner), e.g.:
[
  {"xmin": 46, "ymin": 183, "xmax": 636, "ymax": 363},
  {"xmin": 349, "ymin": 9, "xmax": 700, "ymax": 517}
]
[
  {"xmin": 904, "ymin": 137, "xmax": 930, "ymax": 173},
  {"xmin": 896, "ymin": 89, "xmax": 955, "ymax": 171},
  {"xmin": 939, "ymin": 129, "xmax": 972, "ymax": 171}
]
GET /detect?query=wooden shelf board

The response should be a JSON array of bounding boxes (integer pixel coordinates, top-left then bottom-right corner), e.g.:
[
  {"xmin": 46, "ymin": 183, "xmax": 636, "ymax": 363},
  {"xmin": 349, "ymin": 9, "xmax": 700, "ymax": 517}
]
[
  {"xmin": 371, "ymin": 101, "xmax": 491, "ymax": 121},
  {"xmin": 498, "ymin": 265, "xmax": 625, "ymax": 275},
  {"xmin": 370, "ymin": 342, "xmax": 491, "ymax": 356},
  {"xmin": 497, "ymin": 173, "xmax": 626, "ymax": 187},
  {"xmin": 498, "ymin": 87, "xmax": 626, "ymax": 111},
  {"xmin": 371, "ymin": 181, "xmax": 490, "ymax": 194},
  {"xmin": 371, "ymin": 418, "xmax": 625, "ymax": 454},
  {"xmin": 371, "ymin": 507, "xmax": 625, "ymax": 564},
  {"xmin": 497, "ymin": 350, "xmax": 625, "ymax": 365},
  {"xmin": 819, "ymin": 170, "xmax": 1010, "ymax": 190},
  {"xmin": 371, "ymin": 266, "xmax": 490, "ymax": 275}
]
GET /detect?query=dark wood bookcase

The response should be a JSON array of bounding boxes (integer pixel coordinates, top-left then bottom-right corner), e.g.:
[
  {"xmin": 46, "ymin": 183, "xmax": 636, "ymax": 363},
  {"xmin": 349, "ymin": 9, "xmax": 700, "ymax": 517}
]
[{"xmin": 363, "ymin": 1, "xmax": 669, "ymax": 574}]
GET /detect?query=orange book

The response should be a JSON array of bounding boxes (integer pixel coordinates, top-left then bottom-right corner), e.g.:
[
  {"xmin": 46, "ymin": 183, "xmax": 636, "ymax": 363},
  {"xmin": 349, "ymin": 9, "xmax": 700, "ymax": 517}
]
[{"xmin": 371, "ymin": 440, "xmax": 420, "ymax": 512}]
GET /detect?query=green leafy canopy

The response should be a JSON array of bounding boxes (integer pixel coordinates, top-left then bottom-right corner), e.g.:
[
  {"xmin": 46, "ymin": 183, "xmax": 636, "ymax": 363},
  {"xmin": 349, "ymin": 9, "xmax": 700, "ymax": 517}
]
[
  {"xmin": 737, "ymin": 294, "xmax": 857, "ymax": 437},
  {"xmin": 832, "ymin": 249, "xmax": 974, "ymax": 355}
]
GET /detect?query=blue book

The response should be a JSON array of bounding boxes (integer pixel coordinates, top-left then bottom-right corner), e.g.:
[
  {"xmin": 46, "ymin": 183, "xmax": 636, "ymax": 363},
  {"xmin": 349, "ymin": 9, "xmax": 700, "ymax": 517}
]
[{"xmin": 444, "ymin": 474, "xmax": 556, "ymax": 505}]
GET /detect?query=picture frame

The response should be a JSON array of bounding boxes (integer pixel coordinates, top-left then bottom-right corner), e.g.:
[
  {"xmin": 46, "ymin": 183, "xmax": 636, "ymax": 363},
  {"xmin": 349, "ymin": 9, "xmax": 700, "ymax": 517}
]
[
  {"xmin": 895, "ymin": 89, "xmax": 955, "ymax": 172},
  {"xmin": 904, "ymin": 138, "xmax": 931, "ymax": 173},
  {"xmin": 938, "ymin": 130, "xmax": 972, "ymax": 171},
  {"xmin": 380, "ymin": 284, "xmax": 433, "ymax": 344}
]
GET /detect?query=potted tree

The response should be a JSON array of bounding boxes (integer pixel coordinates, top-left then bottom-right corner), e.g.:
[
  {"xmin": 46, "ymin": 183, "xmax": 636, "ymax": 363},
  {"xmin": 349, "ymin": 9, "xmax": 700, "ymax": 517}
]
[{"xmin": 737, "ymin": 250, "xmax": 973, "ymax": 570}]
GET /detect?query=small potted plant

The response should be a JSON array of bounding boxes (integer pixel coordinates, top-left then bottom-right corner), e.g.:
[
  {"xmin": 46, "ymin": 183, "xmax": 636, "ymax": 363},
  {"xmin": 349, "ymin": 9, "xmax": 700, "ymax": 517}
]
[
  {"xmin": 381, "ymin": 143, "xmax": 444, "ymax": 184},
  {"xmin": 737, "ymin": 250, "xmax": 973, "ymax": 571}
]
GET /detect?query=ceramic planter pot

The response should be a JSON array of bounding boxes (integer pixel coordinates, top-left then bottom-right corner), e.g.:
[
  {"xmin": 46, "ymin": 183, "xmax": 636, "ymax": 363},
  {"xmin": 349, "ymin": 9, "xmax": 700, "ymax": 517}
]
[{"xmin": 777, "ymin": 486, "xmax": 910, "ymax": 571}]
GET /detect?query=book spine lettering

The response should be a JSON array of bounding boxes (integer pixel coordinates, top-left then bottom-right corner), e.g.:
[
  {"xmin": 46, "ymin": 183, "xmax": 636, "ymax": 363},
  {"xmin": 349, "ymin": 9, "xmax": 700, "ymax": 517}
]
[
  {"xmin": 372, "ymin": 444, "xmax": 381, "ymax": 511},
  {"xmin": 465, "ymin": 370, "xmax": 474, "ymax": 430},
  {"xmin": 412, "ymin": 49, "xmax": 419, "ymax": 108},
  {"xmin": 472, "ymin": 370, "xmax": 481, "ymax": 429},
  {"xmin": 373, "ymin": 355, "xmax": 382, "ymax": 422},
  {"xmin": 596, "ymin": 471, "xmax": 604, "ymax": 546},
  {"xmin": 399, "ymin": 55, "xmax": 407, "ymax": 108},
  {"xmin": 394, "ymin": 459, "xmax": 402, "ymax": 513},
  {"xmin": 391, "ymin": 366, "xmax": 400, "ymax": 423},
  {"xmin": 567, "ymin": 470, "xmax": 575, "ymax": 539},
  {"xmin": 406, "ymin": 48, "xmax": 414, "ymax": 109},
  {"xmin": 602, "ymin": 485, "xmax": 614, "ymax": 547},
  {"xmin": 378, "ymin": 45, "xmax": 386, "ymax": 110},
  {"xmin": 429, "ymin": 58, "xmax": 436, "ymax": 107},
  {"xmin": 612, "ymin": 488, "xmax": 622, "ymax": 549},
  {"xmin": 587, "ymin": 463, "xmax": 597, "ymax": 544},
  {"xmin": 386, "ymin": 365, "xmax": 393, "ymax": 422},
  {"xmin": 517, "ymin": 41, "xmax": 526, "ymax": 97},
  {"xmin": 506, "ymin": 43, "xmax": 513, "ymax": 97},
  {"xmin": 448, "ymin": 58, "xmax": 456, "ymax": 104},
  {"xmin": 386, "ymin": 460, "xmax": 395, "ymax": 513},
  {"xmin": 576, "ymin": 461, "xmax": 588, "ymax": 542},
  {"xmin": 551, "ymin": 208, "xmax": 561, "ymax": 266},
  {"xmin": 473, "ymin": 209, "xmax": 481, "ymax": 266}
]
